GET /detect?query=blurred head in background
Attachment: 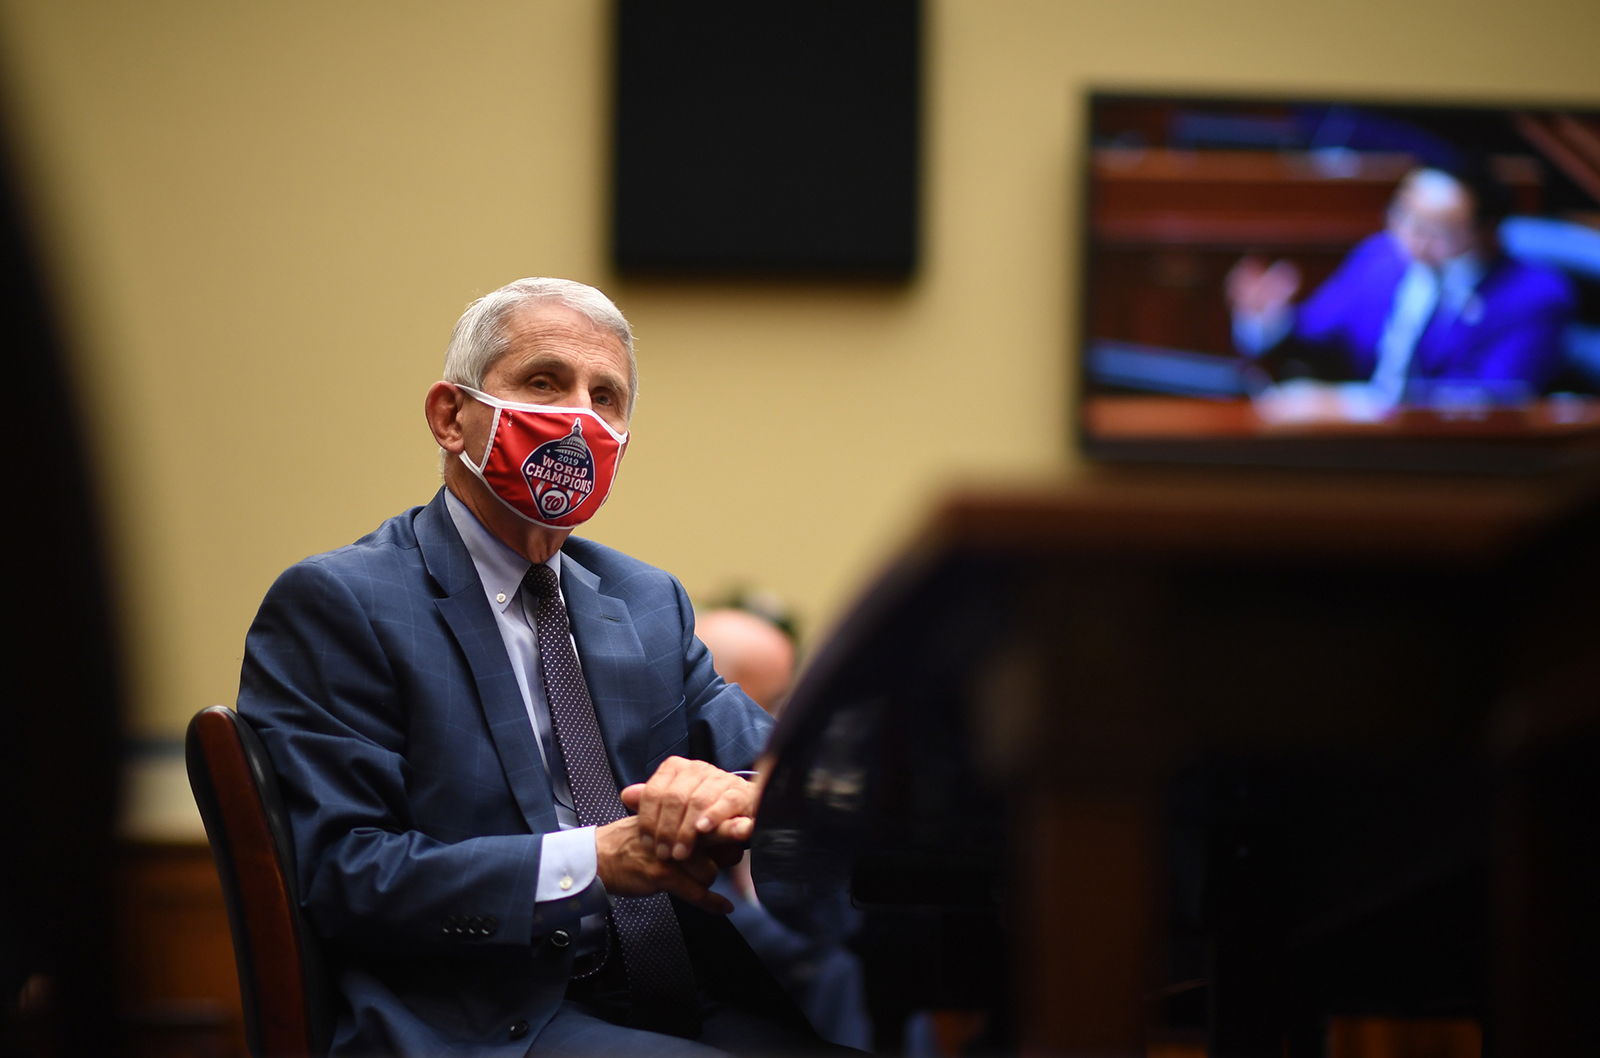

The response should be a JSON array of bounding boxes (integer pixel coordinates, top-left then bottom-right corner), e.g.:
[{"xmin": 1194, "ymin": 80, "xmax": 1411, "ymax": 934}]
[
  {"xmin": 696, "ymin": 594, "xmax": 797, "ymax": 715},
  {"xmin": 1387, "ymin": 168, "xmax": 1483, "ymax": 268}
]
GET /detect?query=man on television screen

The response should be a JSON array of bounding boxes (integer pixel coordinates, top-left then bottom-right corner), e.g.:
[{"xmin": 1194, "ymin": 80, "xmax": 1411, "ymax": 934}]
[{"xmin": 1226, "ymin": 166, "xmax": 1575, "ymax": 410}]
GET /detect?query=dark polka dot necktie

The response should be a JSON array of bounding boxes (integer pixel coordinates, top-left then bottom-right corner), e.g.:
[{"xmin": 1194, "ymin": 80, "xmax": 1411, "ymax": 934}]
[{"xmin": 522, "ymin": 563, "xmax": 701, "ymax": 1037}]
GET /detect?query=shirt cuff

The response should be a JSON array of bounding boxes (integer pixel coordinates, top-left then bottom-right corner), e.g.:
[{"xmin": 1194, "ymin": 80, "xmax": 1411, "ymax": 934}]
[
  {"xmin": 1233, "ymin": 305, "xmax": 1294, "ymax": 358},
  {"xmin": 529, "ymin": 826, "xmax": 607, "ymax": 933}
]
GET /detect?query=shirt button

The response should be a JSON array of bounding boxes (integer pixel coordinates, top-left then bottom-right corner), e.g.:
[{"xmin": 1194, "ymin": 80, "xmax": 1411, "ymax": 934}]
[
  {"xmin": 559, "ymin": 876, "xmax": 573, "ymax": 891},
  {"xmin": 495, "ymin": 592, "xmax": 507, "ymax": 604},
  {"xmin": 509, "ymin": 1019, "xmax": 529, "ymax": 1040}
]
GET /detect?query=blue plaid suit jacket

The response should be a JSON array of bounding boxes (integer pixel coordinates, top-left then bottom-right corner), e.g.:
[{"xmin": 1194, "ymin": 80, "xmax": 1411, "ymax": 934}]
[{"xmin": 237, "ymin": 488, "xmax": 774, "ymax": 1056}]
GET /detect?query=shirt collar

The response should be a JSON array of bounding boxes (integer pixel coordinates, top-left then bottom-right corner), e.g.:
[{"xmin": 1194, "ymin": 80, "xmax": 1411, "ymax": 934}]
[
  {"xmin": 1399, "ymin": 252, "xmax": 1486, "ymax": 323},
  {"xmin": 1439, "ymin": 252, "xmax": 1486, "ymax": 304},
  {"xmin": 443, "ymin": 488, "xmax": 560, "ymax": 614}
]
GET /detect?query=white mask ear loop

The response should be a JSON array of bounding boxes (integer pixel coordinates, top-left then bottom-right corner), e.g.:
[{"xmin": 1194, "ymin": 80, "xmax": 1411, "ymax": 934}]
[{"xmin": 454, "ymin": 386, "xmax": 502, "ymax": 474}]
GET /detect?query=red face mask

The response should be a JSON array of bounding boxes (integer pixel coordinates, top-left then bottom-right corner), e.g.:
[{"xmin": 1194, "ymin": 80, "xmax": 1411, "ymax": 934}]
[{"xmin": 456, "ymin": 385, "xmax": 629, "ymax": 529}]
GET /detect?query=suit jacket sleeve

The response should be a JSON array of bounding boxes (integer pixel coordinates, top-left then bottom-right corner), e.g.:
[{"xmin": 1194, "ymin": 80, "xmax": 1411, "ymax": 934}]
[
  {"xmin": 1292, "ymin": 234, "xmax": 1394, "ymax": 379},
  {"xmin": 1466, "ymin": 280, "xmax": 1575, "ymax": 386},
  {"xmin": 238, "ymin": 558, "xmax": 551, "ymax": 953}
]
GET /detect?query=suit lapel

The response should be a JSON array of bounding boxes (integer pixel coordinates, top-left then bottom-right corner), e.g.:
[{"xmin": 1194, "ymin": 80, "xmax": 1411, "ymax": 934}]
[
  {"xmin": 1417, "ymin": 257, "xmax": 1501, "ymax": 377},
  {"xmin": 559, "ymin": 549, "xmax": 657, "ymax": 788},
  {"xmin": 416, "ymin": 491, "xmax": 560, "ymax": 834}
]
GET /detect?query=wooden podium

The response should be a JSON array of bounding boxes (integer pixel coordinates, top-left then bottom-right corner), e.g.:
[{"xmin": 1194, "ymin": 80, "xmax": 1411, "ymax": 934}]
[{"xmin": 751, "ymin": 468, "xmax": 1600, "ymax": 1057}]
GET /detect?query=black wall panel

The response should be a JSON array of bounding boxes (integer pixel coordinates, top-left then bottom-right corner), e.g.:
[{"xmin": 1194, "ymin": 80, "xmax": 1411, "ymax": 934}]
[{"xmin": 612, "ymin": 1, "xmax": 920, "ymax": 278}]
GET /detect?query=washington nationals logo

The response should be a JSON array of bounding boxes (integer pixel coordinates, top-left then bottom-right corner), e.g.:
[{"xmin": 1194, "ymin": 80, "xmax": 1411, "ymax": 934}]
[{"xmin": 521, "ymin": 421, "xmax": 596, "ymax": 520}]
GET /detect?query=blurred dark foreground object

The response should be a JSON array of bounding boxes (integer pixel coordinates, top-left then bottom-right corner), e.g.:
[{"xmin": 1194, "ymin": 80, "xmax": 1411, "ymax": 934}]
[
  {"xmin": 753, "ymin": 467, "xmax": 1600, "ymax": 1057},
  {"xmin": 0, "ymin": 110, "xmax": 122, "ymax": 1056}
]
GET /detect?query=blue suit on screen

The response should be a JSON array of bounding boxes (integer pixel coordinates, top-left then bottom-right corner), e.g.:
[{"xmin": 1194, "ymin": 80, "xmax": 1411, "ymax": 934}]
[
  {"xmin": 237, "ymin": 489, "xmax": 775, "ymax": 1056},
  {"xmin": 1292, "ymin": 232, "xmax": 1576, "ymax": 389}
]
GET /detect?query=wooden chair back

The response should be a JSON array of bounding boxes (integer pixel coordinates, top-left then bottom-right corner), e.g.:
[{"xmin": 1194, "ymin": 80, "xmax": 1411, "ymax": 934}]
[{"xmin": 186, "ymin": 706, "xmax": 336, "ymax": 1058}]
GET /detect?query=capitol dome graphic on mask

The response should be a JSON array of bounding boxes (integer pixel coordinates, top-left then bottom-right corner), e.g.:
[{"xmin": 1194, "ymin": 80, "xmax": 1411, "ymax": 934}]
[{"xmin": 520, "ymin": 420, "xmax": 595, "ymax": 520}]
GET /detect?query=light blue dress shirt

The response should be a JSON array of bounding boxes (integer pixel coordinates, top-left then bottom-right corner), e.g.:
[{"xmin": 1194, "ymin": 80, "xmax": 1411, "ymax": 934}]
[
  {"xmin": 1367, "ymin": 254, "xmax": 1486, "ymax": 405},
  {"xmin": 444, "ymin": 490, "xmax": 610, "ymax": 940}
]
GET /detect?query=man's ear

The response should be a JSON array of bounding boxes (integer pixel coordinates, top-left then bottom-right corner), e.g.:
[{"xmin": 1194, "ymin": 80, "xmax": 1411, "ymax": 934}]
[{"xmin": 424, "ymin": 381, "xmax": 468, "ymax": 455}]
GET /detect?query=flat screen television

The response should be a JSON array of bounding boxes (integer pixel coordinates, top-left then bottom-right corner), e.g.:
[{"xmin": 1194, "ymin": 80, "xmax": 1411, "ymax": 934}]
[{"xmin": 1078, "ymin": 92, "xmax": 1600, "ymax": 472}]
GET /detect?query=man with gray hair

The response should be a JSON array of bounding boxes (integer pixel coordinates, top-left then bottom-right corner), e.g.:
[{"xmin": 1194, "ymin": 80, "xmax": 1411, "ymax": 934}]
[{"xmin": 238, "ymin": 278, "xmax": 826, "ymax": 1056}]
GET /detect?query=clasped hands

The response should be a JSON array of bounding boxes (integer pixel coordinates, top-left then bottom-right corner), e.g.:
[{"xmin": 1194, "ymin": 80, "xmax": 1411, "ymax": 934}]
[{"xmin": 595, "ymin": 756, "xmax": 761, "ymax": 915}]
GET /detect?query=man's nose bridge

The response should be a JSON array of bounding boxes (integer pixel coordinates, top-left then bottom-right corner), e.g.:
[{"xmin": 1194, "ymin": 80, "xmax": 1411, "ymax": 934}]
[{"xmin": 564, "ymin": 376, "xmax": 594, "ymax": 411}]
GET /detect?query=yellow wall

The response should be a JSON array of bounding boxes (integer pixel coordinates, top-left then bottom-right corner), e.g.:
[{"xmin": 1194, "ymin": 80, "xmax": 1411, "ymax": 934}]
[{"xmin": 1, "ymin": 0, "xmax": 1596, "ymax": 738}]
